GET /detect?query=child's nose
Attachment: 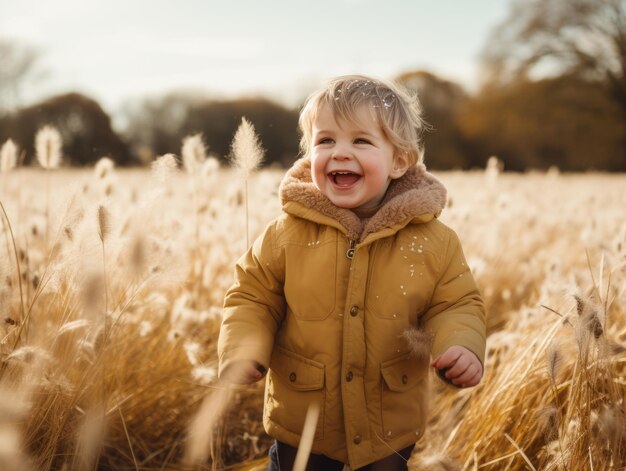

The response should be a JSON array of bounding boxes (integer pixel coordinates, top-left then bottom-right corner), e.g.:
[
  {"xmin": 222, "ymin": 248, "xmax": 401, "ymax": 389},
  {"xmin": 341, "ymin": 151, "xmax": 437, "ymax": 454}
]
[{"xmin": 331, "ymin": 145, "xmax": 354, "ymax": 160}]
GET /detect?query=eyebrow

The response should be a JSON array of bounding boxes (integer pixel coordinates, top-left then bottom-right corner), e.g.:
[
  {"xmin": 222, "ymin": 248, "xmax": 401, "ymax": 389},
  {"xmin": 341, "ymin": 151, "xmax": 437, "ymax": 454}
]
[{"xmin": 314, "ymin": 129, "xmax": 377, "ymax": 138}]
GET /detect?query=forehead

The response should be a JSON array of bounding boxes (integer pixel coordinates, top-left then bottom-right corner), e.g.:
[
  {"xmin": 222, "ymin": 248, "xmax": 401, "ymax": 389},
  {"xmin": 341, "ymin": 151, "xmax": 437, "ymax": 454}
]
[{"xmin": 313, "ymin": 102, "xmax": 380, "ymax": 132}]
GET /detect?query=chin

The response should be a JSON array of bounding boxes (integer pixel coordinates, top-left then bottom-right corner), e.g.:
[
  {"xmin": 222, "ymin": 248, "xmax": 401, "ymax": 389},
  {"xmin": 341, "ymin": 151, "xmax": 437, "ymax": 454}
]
[{"xmin": 329, "ymin": 198, "xmax": 359, "ymax": 209}]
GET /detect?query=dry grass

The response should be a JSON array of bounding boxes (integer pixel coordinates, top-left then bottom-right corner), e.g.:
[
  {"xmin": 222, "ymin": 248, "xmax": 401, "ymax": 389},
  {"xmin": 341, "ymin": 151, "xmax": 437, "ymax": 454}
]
[{"xmin": 0, "ymin": 164, "xmax": 624, "ymax": 470}]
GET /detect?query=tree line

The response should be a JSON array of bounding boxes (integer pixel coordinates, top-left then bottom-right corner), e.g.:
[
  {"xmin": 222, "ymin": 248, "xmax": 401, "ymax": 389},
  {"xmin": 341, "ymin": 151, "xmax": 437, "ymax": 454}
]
[{"xmin": 1, "ymin": 0, "xmax": 624, "ymax": 171}]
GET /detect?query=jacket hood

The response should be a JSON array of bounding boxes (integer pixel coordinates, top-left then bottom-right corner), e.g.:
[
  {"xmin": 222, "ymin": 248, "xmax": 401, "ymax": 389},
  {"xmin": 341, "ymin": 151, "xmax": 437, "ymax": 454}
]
[{"xmin": 278, "ymin": 157, "xmax": 447, "ymax": 241}]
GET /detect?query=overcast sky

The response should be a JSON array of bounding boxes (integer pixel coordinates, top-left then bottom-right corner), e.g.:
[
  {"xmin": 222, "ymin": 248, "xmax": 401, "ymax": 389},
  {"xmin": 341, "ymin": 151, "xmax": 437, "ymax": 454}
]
[{"xmin": 1, "ymin": 0, "xmax": 510, "ymax": 125}]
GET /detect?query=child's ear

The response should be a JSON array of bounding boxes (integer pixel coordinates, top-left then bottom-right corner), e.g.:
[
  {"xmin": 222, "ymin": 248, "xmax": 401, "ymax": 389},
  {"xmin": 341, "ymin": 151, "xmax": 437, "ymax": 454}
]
[{"xmin": 390, "ymin": 151, "xmax": 411, "ymax": 179}]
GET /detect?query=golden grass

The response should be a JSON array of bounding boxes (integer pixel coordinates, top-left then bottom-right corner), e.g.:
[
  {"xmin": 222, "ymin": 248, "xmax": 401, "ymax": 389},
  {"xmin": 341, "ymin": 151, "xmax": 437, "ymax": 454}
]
[{"xmin": 0, "ymin": 165, "xmax": 624, "ymax": 470}]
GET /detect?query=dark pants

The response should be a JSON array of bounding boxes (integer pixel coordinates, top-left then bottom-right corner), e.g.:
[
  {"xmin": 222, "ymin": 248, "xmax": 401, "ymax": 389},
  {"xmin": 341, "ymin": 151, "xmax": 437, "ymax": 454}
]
[{"xmin": 266, "ymin": 440, "xmax": 415, "ymax": 471}]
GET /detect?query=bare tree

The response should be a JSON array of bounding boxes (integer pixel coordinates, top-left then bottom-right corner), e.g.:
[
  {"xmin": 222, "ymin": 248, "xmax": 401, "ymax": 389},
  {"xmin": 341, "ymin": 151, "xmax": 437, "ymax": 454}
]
[
  {"xmin": 481, "ymin": 0, "xmax": 626, "ymax": 114},
  {"xmin": 0, "ymin": 37, "xmax": 42, "ymax": 113}
]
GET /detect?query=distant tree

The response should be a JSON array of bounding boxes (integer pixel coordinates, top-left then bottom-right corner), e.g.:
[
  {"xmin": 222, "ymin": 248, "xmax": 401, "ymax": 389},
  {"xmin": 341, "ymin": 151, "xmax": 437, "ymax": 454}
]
[
  {"xmin": 184, "ymin": 98, "xmax": 299, "ymax": 166},
  {"xmin": 0, "ymin": 37, "xmax": 43, "ymax": 113},
  {"xmin": 458, "ymin": 75, "xmax": 625, "ymax": 171},
  {"xmin": 395, "ymin": 70, "xmax": 472, "ymax": 169},
  {"xmin": 482, "ymin": 0, "xmax": 626, "ymax": 119},
  {"xmin": 476, "ymin": 0, "xmax": 626, "ymax": 170},
  {"xmin": 122, "ymin": 91, "xmax": 198, "ymax": 164},
  {"xmin": 0, "ymin": 93, "xmax": 133, "ymax": 166},
  {"xmin": 124, "ymin": 94, "xmax": 299, "ymax": 166}
]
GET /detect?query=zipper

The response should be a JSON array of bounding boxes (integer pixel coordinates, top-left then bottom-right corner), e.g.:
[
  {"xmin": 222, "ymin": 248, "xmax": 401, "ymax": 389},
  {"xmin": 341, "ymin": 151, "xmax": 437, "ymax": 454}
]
[{"xmin": 346, "ymin": 239, "xmax": 356, "ymax": 259}]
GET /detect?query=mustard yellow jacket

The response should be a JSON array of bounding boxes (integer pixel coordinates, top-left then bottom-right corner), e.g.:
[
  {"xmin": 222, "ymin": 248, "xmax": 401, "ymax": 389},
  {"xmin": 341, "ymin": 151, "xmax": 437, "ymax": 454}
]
[{"xmin": 218, "ymin": 159, "xmax": 486, "ymax": 469}]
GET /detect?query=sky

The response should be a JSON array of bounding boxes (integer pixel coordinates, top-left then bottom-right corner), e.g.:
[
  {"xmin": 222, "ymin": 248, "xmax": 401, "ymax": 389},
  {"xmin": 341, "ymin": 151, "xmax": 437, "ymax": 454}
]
[{"xmin": 0, "ymin": 0, "xmax": 511, "ymax": 128}]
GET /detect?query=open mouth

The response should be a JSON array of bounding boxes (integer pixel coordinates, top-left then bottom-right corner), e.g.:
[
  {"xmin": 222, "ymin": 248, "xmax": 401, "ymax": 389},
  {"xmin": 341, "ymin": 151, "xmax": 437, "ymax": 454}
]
[{"xmin": 328, "ymin": 171, "xmax": 361, "ymax": 188}]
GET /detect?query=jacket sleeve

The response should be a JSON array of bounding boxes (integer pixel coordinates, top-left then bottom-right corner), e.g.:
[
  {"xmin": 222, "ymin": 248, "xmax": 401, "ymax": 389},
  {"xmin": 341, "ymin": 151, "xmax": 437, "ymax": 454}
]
[
  {"xmin": 217, "ymin": 221, "xmax": 286, "ymax": 378},
  {"xmin": 421, "ymin": 227, "xmax": 486, "ymax": 366}
]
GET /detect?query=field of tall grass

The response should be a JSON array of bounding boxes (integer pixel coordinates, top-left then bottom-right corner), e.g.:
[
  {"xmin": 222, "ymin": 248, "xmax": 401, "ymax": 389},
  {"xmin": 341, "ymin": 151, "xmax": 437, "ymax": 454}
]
[{"xmin": 0, "ymin": 148, "xmax": 624, "ymax": 470}]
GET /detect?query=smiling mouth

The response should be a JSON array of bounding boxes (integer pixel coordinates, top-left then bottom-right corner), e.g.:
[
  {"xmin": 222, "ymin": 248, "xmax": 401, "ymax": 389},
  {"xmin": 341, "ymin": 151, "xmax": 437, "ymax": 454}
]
[{"xmin": 329, "ymin": 171, "xmax": 361, "ymax": 187}]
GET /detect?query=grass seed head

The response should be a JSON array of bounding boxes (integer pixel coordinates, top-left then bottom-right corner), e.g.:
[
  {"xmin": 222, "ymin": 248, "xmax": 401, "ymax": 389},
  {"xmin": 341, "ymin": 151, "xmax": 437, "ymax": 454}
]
[
  {"xmin": 201, "ymin": 155, "xmax": 220, "ymax": 178},
  {"xmin": 537, "ymin": 405, "xmax": 559, "ymax": 442},
  {"xmin": 588, "ymin": 312, "xmax": 603, "ymax": 339},
  {"xmin": 129, "ymin": 234, "xmax": 147, "ymax": 276},
  {"xmin": 0, "ymin": 139, "xmax": 18, "ymax": 173},
  {"xmin": 182, "ymin": 133, "xmax": 207, "ymax": 174},
  {"xmin": 230, "ymin": 117, "xmax": 264, "ymax": 178},
  {"xmin": 401, "ymin": 327, "xmax": 434, "ymax": 362},
  {"xmin": 80, "ymin": 271, "xmax": 105, "ymax": 313},
  {"xmin": 413, "ymin": 453, "xmax": 460, "ymax": 471},
  {"xmin": 184, "ymin": 387, "xmax": 232, "ymax": 466},
  {"xmin": 64, "ymin": 226, "xmax": 73, "ymax": 241},
  {"xmin": 93, "ymin": 157, "xmax": 114, "ymax": 180},
  {"xmin": 74, "ymin": 409, "xmax": 106, "ymax": 471},
  {"xmin": 546, "ymin": 340, "xmax": 562, "ymax": 382},
  {"xmin": 598, "ymin": 406, "xmax": 626, "ymax": 461},
  {"xmin": 574, "ymin": 295, "xmax": 585, "ymax": 316},
  {"xmin": 97, "ymin": 205, "xmax": 110, "ymax": 243},
  {"xmin": 151, "ymin": 153, "xmax": 179, "ymax": 183},
  {"xmin": 35, "ymin": 125, "xmax": 62, "ymax": 169}
]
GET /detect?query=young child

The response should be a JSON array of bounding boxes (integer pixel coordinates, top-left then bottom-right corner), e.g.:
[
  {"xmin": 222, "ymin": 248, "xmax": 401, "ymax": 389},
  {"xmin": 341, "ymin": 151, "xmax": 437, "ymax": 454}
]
[{"xmin": 218, "ymin": 75, "xmax": 486, "ymax": 471}]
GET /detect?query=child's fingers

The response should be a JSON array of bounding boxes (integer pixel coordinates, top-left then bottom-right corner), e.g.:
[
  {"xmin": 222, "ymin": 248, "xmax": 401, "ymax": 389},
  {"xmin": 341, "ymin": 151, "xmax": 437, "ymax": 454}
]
[
  {"xmin": 432, "ymin": 347, "xmax": 483, "ymax": 388},
  {"xmin": 245, "ymin": 364, "xmax": 263, "ymax": 382},
  {"xmin": 455, "ymin": 367, "xmax": 483, "ymax": 388},
  {"xmin": 225, "ymin": 361, "xmax": 263, "ymax": 384},
  {"xmin": 431, "ymin": 347, "xmax": 462, "ymax": 368},
  {"xmin": 449, "ymin": 362, "xmax": 480, "ymax": 385},
  {"xmin": 443, "ymin": 355, "xmax": 470, "ymax": 378}
]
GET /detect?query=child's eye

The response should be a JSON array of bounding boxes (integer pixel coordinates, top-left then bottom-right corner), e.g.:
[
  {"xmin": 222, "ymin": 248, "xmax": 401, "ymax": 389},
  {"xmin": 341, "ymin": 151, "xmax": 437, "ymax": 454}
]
[
  {"xmin": 317, "ymin": 137, "xmax": 334, "ymax": 145},
  {"xmin": 354, "ymin": 138, "xmax": 372, "ymax": 145}
]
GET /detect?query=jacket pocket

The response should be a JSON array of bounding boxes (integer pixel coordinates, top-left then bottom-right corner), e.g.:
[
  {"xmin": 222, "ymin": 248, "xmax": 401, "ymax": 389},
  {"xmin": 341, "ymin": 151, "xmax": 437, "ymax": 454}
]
[
  {"xmin": 284, "ymin": 241, "xmax": 337, "ymax": 320},
  {"xmin": 379, "ymin": 353, "xmax": 427, "ymax": 440},
  {"xmin": 266, "ymin": 346, "xmax": 326, "ymax": 440}
]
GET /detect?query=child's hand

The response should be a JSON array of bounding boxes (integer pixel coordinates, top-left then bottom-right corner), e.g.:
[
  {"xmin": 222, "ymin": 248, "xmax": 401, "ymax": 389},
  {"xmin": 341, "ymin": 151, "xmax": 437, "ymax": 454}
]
[
  {"xmin": 222, "ymin": 360, "xmax": 266, "ymax": 385},
  {"xmin": 431, "ymin": 346, "xmax": 483, "ymax": 388}
]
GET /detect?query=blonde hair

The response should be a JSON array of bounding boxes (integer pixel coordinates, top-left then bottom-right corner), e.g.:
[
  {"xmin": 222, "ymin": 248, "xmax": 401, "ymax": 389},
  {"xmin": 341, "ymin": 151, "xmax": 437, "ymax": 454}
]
[{"xmin": 298, "ymin": 74, "xmax": 427, "ymax": 166}]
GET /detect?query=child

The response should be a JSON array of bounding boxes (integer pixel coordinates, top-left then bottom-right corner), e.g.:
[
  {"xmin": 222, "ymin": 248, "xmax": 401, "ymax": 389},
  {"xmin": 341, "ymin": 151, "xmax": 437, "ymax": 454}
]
[{"xmin": 218, "ymin": 75, "xmax": 486, "ymax": 471}]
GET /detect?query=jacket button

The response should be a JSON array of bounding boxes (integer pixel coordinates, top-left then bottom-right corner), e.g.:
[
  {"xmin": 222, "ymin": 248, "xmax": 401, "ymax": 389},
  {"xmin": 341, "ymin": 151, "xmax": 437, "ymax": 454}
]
[
  {"xmin": 353, "ymin": 434, "xmax": 362, "ymax": 445},
  {"xmin": 289, "ymin": 372, "xmax": 296, "ymax": 382},
  {"xmin": 345, "ymin": 371, "xmax": 353, "ymax": 382},
  {"xmin": 350, "ymin": 305, "xmax": 359, "ymax": 316},
  {"xmin": 402, "ymin": 374, "xmax": 408, "ymax": 384}
]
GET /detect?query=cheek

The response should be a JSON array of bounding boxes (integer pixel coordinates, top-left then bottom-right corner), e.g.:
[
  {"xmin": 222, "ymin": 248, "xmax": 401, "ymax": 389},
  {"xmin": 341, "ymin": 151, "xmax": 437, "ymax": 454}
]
[
  {"xmin": 365, "ymin": 160, "xmax": 390, "ymax": 184},
  {"xmin": 310, "ymin": 154, "xmax": 327, "ymax": 189}
]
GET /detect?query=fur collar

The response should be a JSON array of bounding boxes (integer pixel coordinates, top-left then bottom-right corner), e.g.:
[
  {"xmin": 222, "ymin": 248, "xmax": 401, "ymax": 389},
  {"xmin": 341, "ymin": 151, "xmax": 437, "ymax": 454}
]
[{"xmin": 278, "ymin": 158, "xmax": 447, "ymax": 241}]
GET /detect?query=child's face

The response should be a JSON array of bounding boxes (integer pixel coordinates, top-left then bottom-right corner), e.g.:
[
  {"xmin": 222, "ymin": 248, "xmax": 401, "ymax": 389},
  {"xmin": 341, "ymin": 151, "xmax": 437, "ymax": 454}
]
[{"xmin": 310, "ymin": 103, "xmax": 407, "ymax": 211}]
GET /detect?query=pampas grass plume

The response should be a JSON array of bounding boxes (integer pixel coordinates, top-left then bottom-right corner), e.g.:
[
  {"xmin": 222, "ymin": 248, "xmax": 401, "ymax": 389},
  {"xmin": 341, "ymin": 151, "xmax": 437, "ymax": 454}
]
[
  {"xmin": 151, "ymin": 153, "xmax": 178, "ymax": 183},
  {"xmin": 0, "ymin": 387, "xmax": 32, "ymax": 471},
  {"xmin": 201, "ymin": 155, "xmax": 220, "ymax": 178},
  {"xmin": 230, "ymin": 117, "xmax": 265, "ymax": 248},
  {"xmin": 184, "ymin": 386, "xmax": 231, "ymax": 466},
  {"xmin": 485, "ymin": 155, "xmax": 501, "ymax": 188},
  {"xmin": 413, "ymin": 453, "xmax": 460, "ymax": 471},
  {"xmin": 182, "ymin": 133, "xmax": 207, "ymax": 174},
  {"xmin": 74, "ymin": 409, "xmax": 106, "ymax": 471},
  {"xmin": 94, "ymin": 157, "xmax": 114, "ymax": 179},
  {"xmin": 0, "ymin": 139, "xmax": 18, "ymax": 172},
  {"xmin": 35, "ymin": 125, "xmax": 62, "ymax": 169},
  {"xmin": 293, "ymin": 402, "xmax": 320, "ymax": 471},
  {"xmin": 230, "ymin": 117, "xmax": 264, "ymax": 177},
  {"xmin": 598, "ymin": 406, "xmax": 625, "ymax": 463}
]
